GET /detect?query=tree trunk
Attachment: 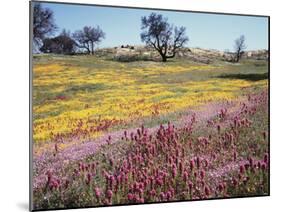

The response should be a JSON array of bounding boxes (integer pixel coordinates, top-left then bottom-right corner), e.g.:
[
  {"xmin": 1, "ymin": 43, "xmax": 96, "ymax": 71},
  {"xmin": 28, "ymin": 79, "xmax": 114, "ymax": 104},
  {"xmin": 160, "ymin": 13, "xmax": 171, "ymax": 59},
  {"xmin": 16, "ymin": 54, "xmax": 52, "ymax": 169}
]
[
  {"xmin": 90, "ymin": 42, "xmax": 94, "ymax": 55},
  {"xmin": 236, "ymin": 53, "xmax": 240, "ymax": 62},
  {"xmin": 161, "ymin": 54, "xmax": 167, "ymax": 62},
  {"xmin": 235, "ymin": 49, "xmax": 241, "ymax": 62}
]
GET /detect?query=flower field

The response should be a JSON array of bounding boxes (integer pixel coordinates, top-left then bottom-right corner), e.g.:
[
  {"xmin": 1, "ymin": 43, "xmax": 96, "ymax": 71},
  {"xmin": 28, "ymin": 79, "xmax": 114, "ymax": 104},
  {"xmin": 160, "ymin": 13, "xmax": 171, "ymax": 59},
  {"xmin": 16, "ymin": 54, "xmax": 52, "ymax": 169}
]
[{"xmin": 32, "ymin": 55, "xmax": 269, "ymax": 210}]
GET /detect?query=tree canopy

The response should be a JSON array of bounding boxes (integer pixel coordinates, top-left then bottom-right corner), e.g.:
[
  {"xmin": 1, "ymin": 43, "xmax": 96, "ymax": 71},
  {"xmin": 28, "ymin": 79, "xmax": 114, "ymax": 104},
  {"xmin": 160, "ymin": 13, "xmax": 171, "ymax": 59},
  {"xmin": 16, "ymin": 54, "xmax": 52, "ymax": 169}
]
[
  {"xmin": 73, "ymin": 26, "xmax": 105, "ymax": 54},
  {"xmin": 33, "ymin": 3, "xmax": 57, "ymax": 48},
  {"xmin": 40, "ymin": 30, "xmax": 76, "ymax": 54},
  {"xmin": 140, "ymin": 13, "xmax": 189, "ymax": 62},
  {"xmin": 233, "ymin": 35, "xmax": 246, "ymax": 62}
]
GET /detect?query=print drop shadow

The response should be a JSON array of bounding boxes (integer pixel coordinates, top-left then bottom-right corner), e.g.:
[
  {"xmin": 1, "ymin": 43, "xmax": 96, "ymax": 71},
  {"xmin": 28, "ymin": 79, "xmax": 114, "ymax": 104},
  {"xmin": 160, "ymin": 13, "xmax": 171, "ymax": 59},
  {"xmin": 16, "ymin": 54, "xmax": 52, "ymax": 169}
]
[{"xmin": 16, "ymin": 202, "xmax": 29, "ymax": 211}]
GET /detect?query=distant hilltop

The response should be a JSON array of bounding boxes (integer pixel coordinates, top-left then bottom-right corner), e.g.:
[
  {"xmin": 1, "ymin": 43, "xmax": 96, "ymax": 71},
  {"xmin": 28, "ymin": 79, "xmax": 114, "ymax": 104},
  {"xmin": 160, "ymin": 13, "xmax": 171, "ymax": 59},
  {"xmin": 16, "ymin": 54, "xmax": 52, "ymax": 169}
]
[
  {"xmin": 178, "ymin": 47, "xmax": 268, "ymax": 64},
  {"xmin": 95, "ymin": 45, "xmax": 268, "ymax": 63}
]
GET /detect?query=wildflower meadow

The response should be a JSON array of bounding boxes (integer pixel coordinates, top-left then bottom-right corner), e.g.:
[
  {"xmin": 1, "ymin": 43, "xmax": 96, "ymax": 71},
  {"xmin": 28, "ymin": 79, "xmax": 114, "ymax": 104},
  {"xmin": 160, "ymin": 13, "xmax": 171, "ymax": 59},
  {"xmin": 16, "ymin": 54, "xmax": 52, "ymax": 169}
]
[{"xmin": 32, "ymin": 55, "xmax": 269, "ymax": 210}]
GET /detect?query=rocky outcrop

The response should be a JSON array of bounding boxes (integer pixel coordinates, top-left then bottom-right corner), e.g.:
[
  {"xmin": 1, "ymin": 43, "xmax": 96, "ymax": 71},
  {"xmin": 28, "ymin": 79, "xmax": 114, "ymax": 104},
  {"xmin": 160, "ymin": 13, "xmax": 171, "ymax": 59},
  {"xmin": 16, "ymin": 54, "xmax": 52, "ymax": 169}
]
[{"xmin": 95, "ymin": 45, "xmax": 268, "ymax": 63}]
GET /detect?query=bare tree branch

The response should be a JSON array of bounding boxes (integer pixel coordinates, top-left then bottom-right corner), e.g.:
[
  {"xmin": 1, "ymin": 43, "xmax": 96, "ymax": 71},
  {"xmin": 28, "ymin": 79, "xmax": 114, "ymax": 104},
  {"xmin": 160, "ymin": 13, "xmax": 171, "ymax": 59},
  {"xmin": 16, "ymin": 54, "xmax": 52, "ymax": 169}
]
[
  {"xmin": 140, "ymin": 13, "xmax": 188, "ymax": 62},
  {"xmin": 233, "ymin": 35, "xmax": 246, "ymax": 62},
  {"xmin": 72, "ymin": 26, "xmax": 105, "ymax": 54},
  {"xmin": 33, "ymin": 3, "xmax": 57, "ymax": 48}
]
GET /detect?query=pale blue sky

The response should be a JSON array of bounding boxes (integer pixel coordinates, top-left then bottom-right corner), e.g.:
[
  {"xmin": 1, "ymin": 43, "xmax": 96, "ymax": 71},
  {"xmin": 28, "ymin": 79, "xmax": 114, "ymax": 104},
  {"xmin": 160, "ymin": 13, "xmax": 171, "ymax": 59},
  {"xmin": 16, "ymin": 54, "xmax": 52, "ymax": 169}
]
[{"xmin": 37, "ymin": 2, "xmax": 269, "ymax": 51}]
